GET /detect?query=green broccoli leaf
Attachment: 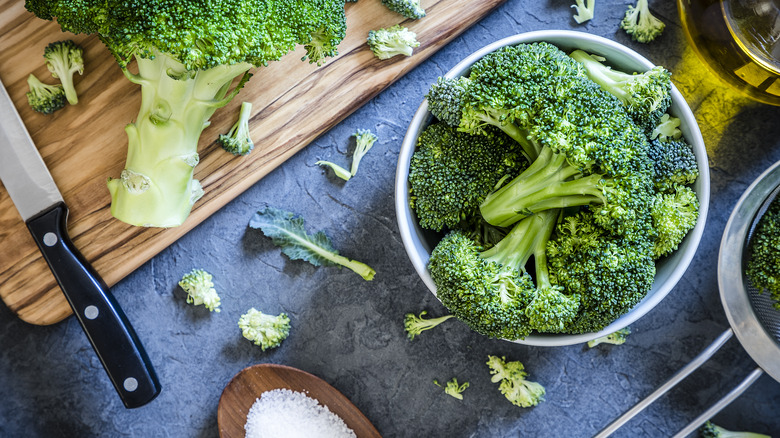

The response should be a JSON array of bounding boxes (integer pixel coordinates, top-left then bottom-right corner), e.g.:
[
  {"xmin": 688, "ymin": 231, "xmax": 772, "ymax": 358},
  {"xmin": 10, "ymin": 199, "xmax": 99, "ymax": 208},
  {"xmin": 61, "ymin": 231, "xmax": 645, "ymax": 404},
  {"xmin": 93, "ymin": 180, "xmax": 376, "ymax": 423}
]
[{"xmin": 249, "ymin": 206, "xmax": 376, "ymax": 280}]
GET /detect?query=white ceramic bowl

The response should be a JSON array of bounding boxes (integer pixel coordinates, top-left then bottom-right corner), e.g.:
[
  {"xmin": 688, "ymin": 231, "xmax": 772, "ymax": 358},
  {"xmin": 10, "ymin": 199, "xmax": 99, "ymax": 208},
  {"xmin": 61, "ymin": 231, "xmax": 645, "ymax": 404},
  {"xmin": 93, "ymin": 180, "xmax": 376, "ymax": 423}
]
[{"xmin": 394, "ymin": 30, "xmax": 710, "ymax": 347}]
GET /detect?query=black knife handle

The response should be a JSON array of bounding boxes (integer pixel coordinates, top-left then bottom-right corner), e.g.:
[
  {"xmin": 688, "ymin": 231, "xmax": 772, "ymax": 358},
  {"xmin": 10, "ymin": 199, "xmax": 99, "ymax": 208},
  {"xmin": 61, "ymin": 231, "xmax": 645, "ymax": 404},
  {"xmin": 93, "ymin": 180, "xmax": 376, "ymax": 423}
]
[{"xmin": 26, "ymin": 203, "xmax": 161, "ymax": 408}]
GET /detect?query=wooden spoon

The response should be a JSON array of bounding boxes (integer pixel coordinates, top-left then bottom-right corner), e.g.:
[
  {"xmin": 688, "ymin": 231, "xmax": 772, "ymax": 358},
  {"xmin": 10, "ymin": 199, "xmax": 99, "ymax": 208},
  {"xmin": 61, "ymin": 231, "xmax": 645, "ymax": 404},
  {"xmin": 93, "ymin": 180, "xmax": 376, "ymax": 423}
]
[{"xmin": 217, "ymin": 363, "xmax": 382, "ymax": 438}]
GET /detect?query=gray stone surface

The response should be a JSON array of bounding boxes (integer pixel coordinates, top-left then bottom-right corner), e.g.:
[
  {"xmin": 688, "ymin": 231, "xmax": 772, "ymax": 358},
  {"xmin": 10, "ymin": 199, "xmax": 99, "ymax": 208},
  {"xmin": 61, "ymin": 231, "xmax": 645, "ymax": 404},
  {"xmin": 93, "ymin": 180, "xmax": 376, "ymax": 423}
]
[{"xmin": 2, "ymin": 1, "xmax": 780, "ymax": 437}]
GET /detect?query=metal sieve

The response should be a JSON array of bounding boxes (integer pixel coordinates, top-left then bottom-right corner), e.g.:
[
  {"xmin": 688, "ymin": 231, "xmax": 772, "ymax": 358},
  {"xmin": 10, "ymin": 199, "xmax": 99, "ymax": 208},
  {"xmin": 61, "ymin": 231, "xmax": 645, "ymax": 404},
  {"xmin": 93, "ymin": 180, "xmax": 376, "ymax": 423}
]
[{"xmin": 596, "ymin": 159, "xmax": 780, "ymax": 437}]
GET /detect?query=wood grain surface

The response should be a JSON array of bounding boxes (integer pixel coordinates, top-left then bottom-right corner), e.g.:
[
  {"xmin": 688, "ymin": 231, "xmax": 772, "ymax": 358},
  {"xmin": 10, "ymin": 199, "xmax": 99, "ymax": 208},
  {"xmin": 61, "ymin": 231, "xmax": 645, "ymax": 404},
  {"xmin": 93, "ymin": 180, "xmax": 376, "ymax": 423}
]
[
  {"xmin": 218, "ymin": 363, "xmax": 382, "ymax": 438},
  {"xmin": 0, "ymin": 0, "xmax": 506, "ymax": 325}
]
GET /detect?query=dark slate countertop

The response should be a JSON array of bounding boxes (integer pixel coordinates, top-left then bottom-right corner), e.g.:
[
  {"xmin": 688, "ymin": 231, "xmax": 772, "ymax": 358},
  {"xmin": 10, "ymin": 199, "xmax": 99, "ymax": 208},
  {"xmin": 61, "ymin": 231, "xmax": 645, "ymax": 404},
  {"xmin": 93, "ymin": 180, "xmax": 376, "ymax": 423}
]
[{"xmin": 2, "ymin": 1, "xmax": 780, "ymax": 437}]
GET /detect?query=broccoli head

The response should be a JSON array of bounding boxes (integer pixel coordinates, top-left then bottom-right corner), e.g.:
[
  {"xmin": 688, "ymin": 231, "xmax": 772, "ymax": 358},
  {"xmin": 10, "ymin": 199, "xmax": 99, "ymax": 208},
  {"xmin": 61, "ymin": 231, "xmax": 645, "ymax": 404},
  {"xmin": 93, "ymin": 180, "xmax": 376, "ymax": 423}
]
[
  {"xmin": 43, "ymin": 40, "xmax": 83, "ymax": 105},
  {"xmin": 26, "ymin": 0, "xmax": 347, "ymax": 227},
  {"xmin": 409, "ymin": 122, "xmax": 524, "ymax": 232},
  {"xmin": 367, "ymin": 25, "xmax": 420, "ymax": 60},
  {"xmin": 570, "ymin": 50, "xmax": 672, "ymax": 133},
  {"xmin": 25, "ymin": 73, "xmax": 66, "ymax": 114},
  {"xmin": 238, "ymin": 308, "xmax": 291, "ymax": 351},
  {"xmin": 486, "ymin": 355, "xmax": 545, "ymax": 408},
  {"xmin": 651, "ymin": 186, "xmax": 699, "ymax": 259},
  {"xmin": 746, "ymin": 197, "xmax": 780, "ymax": 309},
  {"xmin": 647, "ymin": 137, "xmax": 699, "ymax": 193}
]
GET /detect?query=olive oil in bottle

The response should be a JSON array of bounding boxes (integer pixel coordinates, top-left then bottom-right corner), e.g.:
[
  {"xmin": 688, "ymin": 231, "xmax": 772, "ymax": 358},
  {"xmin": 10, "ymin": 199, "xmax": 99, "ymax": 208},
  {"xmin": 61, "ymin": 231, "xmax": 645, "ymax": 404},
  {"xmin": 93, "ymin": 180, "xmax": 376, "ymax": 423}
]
[{"xmin": 678, "ymin": 0, "xmax": 780, "ymax": 105}]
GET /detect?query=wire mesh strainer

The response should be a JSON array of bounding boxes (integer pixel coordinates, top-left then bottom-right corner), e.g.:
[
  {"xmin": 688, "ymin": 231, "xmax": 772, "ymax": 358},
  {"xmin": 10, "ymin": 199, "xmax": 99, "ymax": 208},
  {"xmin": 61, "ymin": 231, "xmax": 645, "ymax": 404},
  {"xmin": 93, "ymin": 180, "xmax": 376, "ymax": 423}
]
[{"xmin": 597, "ymin": 160, "xmax": 780, "ymax": 437}]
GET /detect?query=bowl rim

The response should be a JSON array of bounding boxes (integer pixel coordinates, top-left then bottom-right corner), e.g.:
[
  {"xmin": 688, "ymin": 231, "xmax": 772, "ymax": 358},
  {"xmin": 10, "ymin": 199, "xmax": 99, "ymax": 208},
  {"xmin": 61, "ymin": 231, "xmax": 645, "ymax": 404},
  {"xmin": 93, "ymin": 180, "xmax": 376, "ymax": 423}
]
[{"xmin": 394, "ymin": 30, "xmax": 710, "ymax": 347}]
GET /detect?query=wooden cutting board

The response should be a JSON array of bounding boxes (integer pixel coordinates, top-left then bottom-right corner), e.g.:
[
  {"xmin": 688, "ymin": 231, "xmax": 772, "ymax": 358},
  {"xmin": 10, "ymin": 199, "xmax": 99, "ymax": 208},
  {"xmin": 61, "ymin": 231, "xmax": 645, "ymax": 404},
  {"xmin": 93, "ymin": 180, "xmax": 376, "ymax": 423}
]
[{"xmin": 0, "ymin": 0, "xmax": 506, "ymax": 325}]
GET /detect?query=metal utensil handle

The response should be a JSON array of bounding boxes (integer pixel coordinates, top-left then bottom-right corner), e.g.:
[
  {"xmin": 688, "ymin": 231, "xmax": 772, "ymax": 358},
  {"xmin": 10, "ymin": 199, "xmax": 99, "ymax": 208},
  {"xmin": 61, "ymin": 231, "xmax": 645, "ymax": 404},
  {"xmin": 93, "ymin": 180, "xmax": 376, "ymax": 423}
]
[
  {"xmin": 595, "ymin": 329, "xmax": 734, "ymax": 437},
  {"xmin": 672, "ymin": 367, "xmax": 764, "ymax": 438},
  {"xmin": 27, "ymin": 203, "xmax": 161, "ymax": 408}
]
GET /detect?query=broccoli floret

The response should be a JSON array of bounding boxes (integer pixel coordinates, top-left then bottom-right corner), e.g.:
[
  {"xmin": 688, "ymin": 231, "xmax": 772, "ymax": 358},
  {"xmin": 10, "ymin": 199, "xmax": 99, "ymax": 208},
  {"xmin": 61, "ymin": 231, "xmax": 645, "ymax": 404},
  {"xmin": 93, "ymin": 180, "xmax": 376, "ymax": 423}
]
[
  {"xmin": 426, "ymin": 76, "xmax": 470, "ymax": 128},
  {"xmin": 380, "ymin": 0, "xmax": 425, "ymax": 19},
  {"xmin": 367, "ymin": 25, "xmax": 420, "ymax": 60},
  {"xmin": 219, "ymin": 101, "xmax": 255, "ymax": 156},
  {"xmin": 571, "ymin": 0, "xmax": 595, "ymax": 24},
  {"xmin": 349, "ymin": 129, "xmax": 378, "ymax": 176},
  {"xmin": 25, "ymin": 73, "xmax": 66, "ymax": 114},
  {"xmin": 178, "ymin": 269, "xmax": 221, "ymax": 312},
  {"xmin": 620, "ymin": 0, "xmax": 665, "ymax": 43},
  {"xmin": 746, "ymin": 198, "xmax": 780, "ymax": 309},
  {"xmin": 429, "ymin": 210, "xmax": 582, "ymax": 338},
  {"xmin": 700, "ymin": 421, "xmax": 771, "ymax": 438},
  {"xmin": 238, "ymin": 308, "xmax": 291, "ymax": 351},
  {"xmin": 546, "ymin": 211, "xmax": 656, "ymax": 334},
  {"xmin": 570, "ymin": 50, "xmax": 672, "ymax": 133},
  {"xmin": 486, "ymin": 355, "xmax": 545, "ymax": 408},
  {"xmin": 249, "ymin": 206, "xmax": 376, "ymax": 280},
  {"xmin": 651, "ymin": 186, "xmax": 699, "ymax": 259},
  {"xmin": 404, "ymin": 311, "xmax": 455, "ymax": 340},
  {"xmin": 650, "ymin": 113, "xmax": 682, "ymax": 142},
  {"xmin": 587, "ymin": 327, "xmax": 631, "ymax": 347},
  {"xmin": 433, "ymin": 378, "xmax": 469, "ymax": 400},
  {"xmin": 408, "ymin": 123, "xmax": 523, "ymax": 232},
  {"xmin": 647, "ymin": 137, "xmax": 699, "ymax": 193},
  {"xmin": 43, "ymin": 40, "xmax": 83, "ymax": 105},
  {"xmin": 26, "ymin": 0, "xmax": 347, "ymax": 228}
]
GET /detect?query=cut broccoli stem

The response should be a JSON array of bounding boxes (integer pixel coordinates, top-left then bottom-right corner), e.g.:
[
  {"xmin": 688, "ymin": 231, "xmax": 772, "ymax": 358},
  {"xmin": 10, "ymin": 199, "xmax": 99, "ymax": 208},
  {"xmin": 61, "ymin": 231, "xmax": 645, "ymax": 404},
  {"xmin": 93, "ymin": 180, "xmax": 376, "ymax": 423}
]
[
  {"xmin": 480, "ymin": 147, "xmax": 604, "ymax": 227},
  {"xmin": 107, "ymin": 51, "xmax": 252, "ymax": 227}
]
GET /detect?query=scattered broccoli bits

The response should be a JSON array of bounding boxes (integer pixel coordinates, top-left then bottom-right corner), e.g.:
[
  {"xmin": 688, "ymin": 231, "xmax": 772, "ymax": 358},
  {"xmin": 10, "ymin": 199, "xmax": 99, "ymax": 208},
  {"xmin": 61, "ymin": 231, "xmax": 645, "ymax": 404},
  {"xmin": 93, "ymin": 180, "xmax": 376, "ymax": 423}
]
[
  {"xmin": 380, "ymin": 0, "xmax": 425, "ymax": 19},
  {"xmin": 699, "ymin": 420, "xmax": 770, "ymax": 438},
  {"xmin": 486, "ymin": 355, "xmax": 545, "ymax": 408},
  {"xmin": 747, "ymin": 197, "xmax": 780, "ymax": 309},
  {"xmin": 43, "ymin": 40, "xmax": 84, "ymax": 105},
  {"xmin": 219, "ymin": 101, "xmax": 255, "ymax": 156},
  {"xmin": 317, "ymin": 129, "xmax": 378, "ymax": 181},
  {"xmin": 620, "ymin": 0, "xmax": 665, "ymax": 43},
  {"xmin": 403, "ymin": 311, "xmax": 455, "ymax": 340},
  {"xmin": 433, "ymin": 378, "xmax": 469, "ymax": 400},
  {"xmin": 249, "ymin": 206, "xmax": 376, "ymax": 280},
  {"xmin": 26, "ymin": 73, "xmax": 66, "ymax": 114},
  {"xmin": 238, "ymin": 308, "xmax": 291, "ymax": 351},
  {"xmin": 587, "ymin": 327, "xmax": 631, "ymax": 348},
  {"xmin": 571, "ymin": 0, "xmax": 595, "ymax": 24},
  {"xmin": 367, "ymin": 25, "xmax": 420, "ymax": 60},
  {"xmin": 178, "ymin": 269, "xmax": 221, "ymax": 312}
]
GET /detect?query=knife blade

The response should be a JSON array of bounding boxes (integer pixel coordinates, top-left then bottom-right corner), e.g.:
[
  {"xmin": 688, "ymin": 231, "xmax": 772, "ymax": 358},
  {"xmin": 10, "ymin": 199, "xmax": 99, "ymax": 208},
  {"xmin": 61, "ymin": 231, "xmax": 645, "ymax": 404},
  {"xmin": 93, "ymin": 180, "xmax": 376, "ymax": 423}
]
[{"xmin": 0, "ymin": 76, "xmax": 161, "ymax": 409}]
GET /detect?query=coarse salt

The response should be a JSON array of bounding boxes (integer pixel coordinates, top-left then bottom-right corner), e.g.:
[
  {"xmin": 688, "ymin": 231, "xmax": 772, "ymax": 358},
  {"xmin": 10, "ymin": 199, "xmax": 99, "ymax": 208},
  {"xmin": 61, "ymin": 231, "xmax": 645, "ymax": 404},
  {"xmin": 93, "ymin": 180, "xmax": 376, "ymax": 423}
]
[{"xmin": 244, "ymin": 388, "xmax": 357, "ymax": 438}]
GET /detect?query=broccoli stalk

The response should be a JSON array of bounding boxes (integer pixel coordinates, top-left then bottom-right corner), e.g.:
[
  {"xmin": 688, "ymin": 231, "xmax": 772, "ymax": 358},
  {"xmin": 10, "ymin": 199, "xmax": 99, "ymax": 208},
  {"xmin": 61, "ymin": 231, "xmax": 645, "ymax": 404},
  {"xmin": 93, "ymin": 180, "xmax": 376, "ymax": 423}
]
[
  {"xmin": 404, "ymin": 311, "xmax": 455, "ymax": 340},
  {"xmin": 349, "ymin": 129, "xmax": 378, "ymax": 176},
  {"xmin": 43, "ymin": 40, "xmax": 84, "ymax": 105},
  {"xmin": 238, "ymin": 308, "xmax": 291, "ymax": 351},
  {"xmin": 486, "ymin": 355, "xmax": 545, "ymax": 408},
  {"xmin": 25, "ymin": 73, "xmax": 66, "ymax": 114},
  {"xmin": 367, "ymin": 25, "xmax": 420, "ymax": 60},
  {"xmin": 219, "ymin": 101, "xmax": 255, "ymax": 156},
  {"xmin": 178, "ymin": 268, "xmax": 221, "ymax": 312},
  {"xmin": 620, "ymin": 0, "xmax": 665, "ymax": 43},
  {"xmin": 26, "ymin": 0, "xmax": 347, "ymax": 228}
]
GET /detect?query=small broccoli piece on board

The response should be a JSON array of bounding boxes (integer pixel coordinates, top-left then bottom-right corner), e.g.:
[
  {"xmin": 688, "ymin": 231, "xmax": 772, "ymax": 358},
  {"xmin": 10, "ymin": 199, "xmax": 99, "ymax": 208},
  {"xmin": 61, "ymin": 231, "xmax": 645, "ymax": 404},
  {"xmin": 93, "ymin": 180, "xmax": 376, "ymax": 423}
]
[
  {"xmin": 25, "ymin": 73, "xmax": 66, "ymax": 114},
  {"xmin": 380, "ymin": 0, "xmax": 425, "ymax": 19},
  {"xmin": 43, "ymin": 40, "xmax": 84, "ymax": 105},
  {"xmin": 367, "ymin": 25, "xmax": 420, "ymax": 60},
  {"xmin": 219, "ymin": 102, "xmax": 255, "ymax": 156}
]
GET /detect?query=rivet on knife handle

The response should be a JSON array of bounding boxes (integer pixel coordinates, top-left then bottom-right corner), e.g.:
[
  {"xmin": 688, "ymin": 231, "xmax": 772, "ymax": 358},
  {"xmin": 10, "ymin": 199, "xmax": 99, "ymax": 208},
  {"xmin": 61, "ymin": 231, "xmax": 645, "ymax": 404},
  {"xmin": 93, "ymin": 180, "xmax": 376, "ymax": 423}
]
[{"xmin": 26, "ymin": 203, "xmax": 161, "ymax": 408}]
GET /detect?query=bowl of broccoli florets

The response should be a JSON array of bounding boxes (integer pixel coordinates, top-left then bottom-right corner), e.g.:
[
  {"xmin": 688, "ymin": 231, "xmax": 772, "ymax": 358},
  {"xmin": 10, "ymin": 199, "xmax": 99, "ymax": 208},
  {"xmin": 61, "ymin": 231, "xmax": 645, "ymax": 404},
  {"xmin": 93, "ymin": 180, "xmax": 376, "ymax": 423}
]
[{"xmin": 394, "ymin": 30, "xmax": 709, "ymax": 347}]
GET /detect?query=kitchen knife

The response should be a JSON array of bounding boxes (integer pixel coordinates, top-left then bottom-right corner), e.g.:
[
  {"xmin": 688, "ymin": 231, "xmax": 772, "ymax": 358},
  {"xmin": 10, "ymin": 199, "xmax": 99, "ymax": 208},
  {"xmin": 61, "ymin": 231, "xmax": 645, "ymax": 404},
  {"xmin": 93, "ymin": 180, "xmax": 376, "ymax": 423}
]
[{"xmin": 0, "ymin": 76, "xmax": 160, "ymax": 409}]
